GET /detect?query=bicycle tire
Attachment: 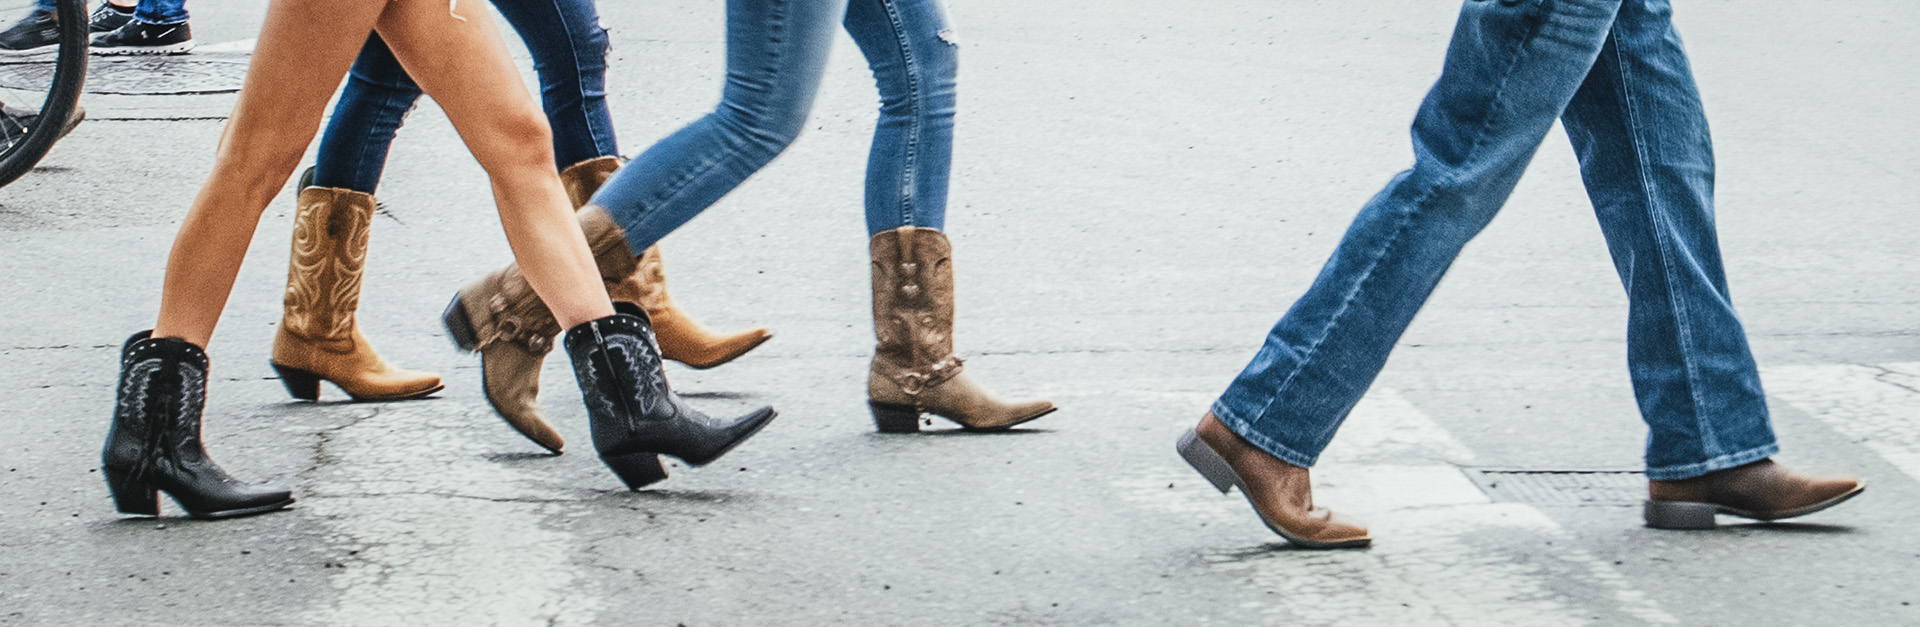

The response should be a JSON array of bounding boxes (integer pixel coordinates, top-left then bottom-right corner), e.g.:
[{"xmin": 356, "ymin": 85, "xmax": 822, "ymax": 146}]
[{"xmin": 0, "ymin": 0, "xmax": 87, "ymax": 187}]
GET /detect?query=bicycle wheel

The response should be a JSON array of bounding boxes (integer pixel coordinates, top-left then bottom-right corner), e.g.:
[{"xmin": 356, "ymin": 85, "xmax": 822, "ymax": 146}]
[{"xmin": 0, "ymin": 0, "xmax": 87, "ymax": 187}]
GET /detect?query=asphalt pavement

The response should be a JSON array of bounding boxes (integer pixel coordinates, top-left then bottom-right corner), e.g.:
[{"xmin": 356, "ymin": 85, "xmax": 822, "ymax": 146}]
[{"xmin": 1, "ymin": 0, "xmax": 1916, "ymax": 625}]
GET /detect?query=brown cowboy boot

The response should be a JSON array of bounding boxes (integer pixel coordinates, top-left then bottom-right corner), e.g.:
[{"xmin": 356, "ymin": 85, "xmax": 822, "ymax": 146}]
[
  {"xmin": 271, "ymin": 185, "xmax": 443, "ymax": 402},
  {"xmin": 1177, "ymin": 413, "xmax": 1372, "ymax": 549},
  {"xmin": 1645, "ymin": 458, "xmax": 1864, "ymax": 529},
  {"xmin": 565, "ymin": 156, "xmax": 772, "ymax": 369},
  {"xmin": 443, "ymin": 207, "xmax": 635, "ymax": 454},
  {"xmin": 866, "ymin": 227, "xmax": 1055, "ymax": 433}
]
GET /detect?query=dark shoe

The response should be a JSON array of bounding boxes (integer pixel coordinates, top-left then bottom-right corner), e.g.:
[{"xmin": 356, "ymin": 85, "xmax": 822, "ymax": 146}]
[
  {"xmin": 90, "ymin": 19, "xmax": 191, "ymax": 55},
  {"xmin": 866, "ymin": 227, "xmax": 1055, "ymax": 432},
  {"xmin": 563, "ymin": 302, "xmax": 777, "ymax": 489},
  {"xmin": 1644, "ymin": 458, "xmax": 1863, "ymax": 529},
  {"xmin": 1177, "ymin": 413, "xmax": 1371, "ymax": 549},
  {"xmin": 104, "ymin": 332, "xmax": 294, "ymax": 519},
  {"xmin": 87, "ymin": 2, "xmax": 131, "ymax": 33},
  {"xmin": 0, "ymin": 10, "xmax": 59, "ymax": 57}
]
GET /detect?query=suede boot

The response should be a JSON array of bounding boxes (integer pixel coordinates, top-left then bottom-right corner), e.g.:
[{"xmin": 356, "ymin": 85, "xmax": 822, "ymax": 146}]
[
  {"xmin": 271, "ymin": 184, "xmax": 443, "ymax": 402},
  {"xmin": 867, "ymin": 227, "xmax": 1055, "ymax": 432},
  {"xmin": 1177, "ymin": 413, "xmax": 1371, "ymax": 549},
  {"xmin": 1645, "ymin": 458, "xmax": 1864, "ymax": 529}
]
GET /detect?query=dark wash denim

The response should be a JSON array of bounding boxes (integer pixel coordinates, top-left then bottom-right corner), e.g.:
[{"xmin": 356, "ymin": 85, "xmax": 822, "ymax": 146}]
[
  {"xmin": 44, "ymin": 0, "xmax": 186, "ymax": 24},
  {"xmin": 310, "ymin": 0, "xmax": 617, "ymax": 193},
  {"xmin": 591, "ymin": 0, "xmax": 960, "ymax": 252},
  {"xmin": 1211, "ymin": 0, "xmax": 1777, "ymax": 481}
]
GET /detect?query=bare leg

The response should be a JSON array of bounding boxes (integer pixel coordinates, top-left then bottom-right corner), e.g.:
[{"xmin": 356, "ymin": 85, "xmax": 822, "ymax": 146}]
[
  {"xmin": 151, "ymin": 0, "xmax": 388, "ymax": 346},
  {"xmin": 375, "ymin": 0, "xmax": 611, "ymax": 328}
]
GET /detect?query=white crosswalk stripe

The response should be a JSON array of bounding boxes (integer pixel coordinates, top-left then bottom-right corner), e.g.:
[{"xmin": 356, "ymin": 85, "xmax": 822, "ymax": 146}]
[
  {"xmin": 1122, "ymin": 388, "xmax": 1677, "ymax": 625},
  {"xmin": 1762, "ymin": 362, "xmax": 1920, "ymax": 483}
]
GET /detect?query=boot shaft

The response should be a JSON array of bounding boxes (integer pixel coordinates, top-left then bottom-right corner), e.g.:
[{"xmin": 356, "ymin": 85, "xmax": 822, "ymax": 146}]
[
  {"xmin": 560, "ymin": 156, "xmax": 622, "ymax": 209},
  {"xmin": 870, "ymin": 227, "xmax": 961, "ymax": 393},
  {"xmin": 106, "ymin": 332, "xmax": 210, "ymax": 473},
  {"xmin": 281, "ymin": 186, "xmax": 377, "ymax": 344}
]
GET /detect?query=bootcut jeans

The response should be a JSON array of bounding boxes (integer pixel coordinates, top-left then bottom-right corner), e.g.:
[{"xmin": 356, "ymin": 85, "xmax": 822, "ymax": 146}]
[
  {"xmin": 309, "ymin": 0, "xmax": 617, "ymax": 193},
  {"xmin": 1210, "ymin": 0, "xmax": 1778, "ymax": 481},
  {"xmin": 590, "ymin": 0, "xmax": 959, "ymax": 252}
]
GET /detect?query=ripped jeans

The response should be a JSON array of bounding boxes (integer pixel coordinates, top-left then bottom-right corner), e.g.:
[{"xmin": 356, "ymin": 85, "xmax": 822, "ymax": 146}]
[
  {"xmin": 1211, "ymin": 0, "xmax": 1779, "ymax": 481},
  {"xmin": 592, "ymin": 0, "xmax": 960, "ymax": 252}
]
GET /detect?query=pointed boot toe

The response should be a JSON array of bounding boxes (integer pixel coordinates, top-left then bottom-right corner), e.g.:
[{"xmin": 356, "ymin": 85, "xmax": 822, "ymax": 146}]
[
  {"xmin": 564, "ymin": 303, "xmax": 779, "ymax": 490},
  {"xmin": 612, "ymin": 245, "xmax": 773, "ymax": 370},
  {"xmin": 1645, "ymin": 458, "xmax": 1864, "ymax": 529},
  {"xmin": 481, "ymin": 342, "xmax": 565, "ymax": 454},
  {"xmin": 1177, "ymin": 413, "xmax": 1370, "ymax": 549}
]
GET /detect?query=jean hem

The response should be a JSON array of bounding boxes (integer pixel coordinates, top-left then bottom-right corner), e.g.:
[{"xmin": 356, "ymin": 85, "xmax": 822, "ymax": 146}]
[
  {"xmin": 1644, "ymin": 442, "xmax": 1777, "ymax": 481},
  {"xmin": 1209, "ymin": 401, "xmax": 1319, "ymax": 469}
]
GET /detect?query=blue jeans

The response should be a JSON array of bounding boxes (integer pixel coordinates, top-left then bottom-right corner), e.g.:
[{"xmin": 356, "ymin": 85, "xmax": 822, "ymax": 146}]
[
  {"xmin": 592, "ymin": 0, "xmax": 958, "ymax": 253},
  {"xmin": 51, "ymin": 0, "xmax": 185, "ymax": 24},
  {"xmin": 310, "ymin": 0, "xmax": 617, "ymax": 194},
  {"xmin": 1211, "ymin": 0, "xmax": 1777, "ymax": 481}
]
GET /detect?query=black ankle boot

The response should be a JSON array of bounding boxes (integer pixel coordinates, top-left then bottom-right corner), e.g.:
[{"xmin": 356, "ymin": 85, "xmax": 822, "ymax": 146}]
[
  {"xmin": 103, "ymin": 332, "xmax": 294, "ymax": 519},
  {"xmin": 563, "ymin": 303, "xmax": 777, "ymax": 489}
]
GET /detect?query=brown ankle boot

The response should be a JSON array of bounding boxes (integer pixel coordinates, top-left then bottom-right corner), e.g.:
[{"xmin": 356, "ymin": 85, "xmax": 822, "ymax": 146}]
[
  {"xmin": 1645, "ymin": 458, "xmax": 1864, "ymax": 529},
  {"xmin": 271, "ymin": 186, "xmax": 443, "ymax": 402},
  {"xmin": 561, "ymin": 156, "xmax": 772, "ymax": 369},
  {"xmin": 443, "ymin": 207, "xmax": 637, "ymax": 454},
  {"xmin": 866, "ymin": 227, "xmax": 1055, "ymax": 432},
  {"xmin": 1177, "ymin": 413, "xmax": 1371, "ymax": 549},
  {"xmin": 611, "ymin": 246, "xmax": 772, "ymax": 369}
]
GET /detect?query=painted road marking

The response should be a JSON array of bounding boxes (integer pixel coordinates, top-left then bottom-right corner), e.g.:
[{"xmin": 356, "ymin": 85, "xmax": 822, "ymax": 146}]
[
  {"xmin": 1764, "ymin": 362, "xmax": 1920, "ymax": 482},
  {"xmin": 1125, "ymin": 387, "xmax": 1677, "ymax": 625},
  {"xmin": 300, "ymin": 403, "xmax": 601, "ymax": 625}
]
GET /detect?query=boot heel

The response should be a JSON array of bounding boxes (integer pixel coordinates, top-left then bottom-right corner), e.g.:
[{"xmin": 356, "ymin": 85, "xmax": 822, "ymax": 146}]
[
  {"xmin": 870, "ymin": 401, "xmax": 922, "ymax": 433},
  {"xmin": 601, "ymin": 452, "xmax": 668, "ymax": 490},
  {"xmin": 1644, "ymin": 500, "xmax": 1719, "ymax": 529},
  {"xmin": 270, "ymin": 362, "xmax": 323, "ymax": 401},
  {"xmin": 442, "ymin": 294, "xmax": 481, "ymax": 352},
  {"xmin": 1177, "ymin": 428, "xmax": 1239, "ymax": 494},
  {"xmin": 105, "ymin": 469, "xmax": 160, "ymax": 516}
]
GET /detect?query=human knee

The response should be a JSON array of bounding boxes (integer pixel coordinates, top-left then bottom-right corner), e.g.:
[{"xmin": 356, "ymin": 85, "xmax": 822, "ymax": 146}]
[
  {"xmin": 715, "ymin": 100, "xmax": 809, "ymax": 161},
  {"xmin": 472, "ymin": 107, "xmax": 559, "ymax": 174}
]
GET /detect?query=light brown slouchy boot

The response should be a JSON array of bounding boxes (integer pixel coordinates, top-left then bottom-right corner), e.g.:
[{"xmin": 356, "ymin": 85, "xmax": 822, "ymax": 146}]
[
  {"xmin": 565, "ymin": 157, "xmax": 772, "ymax": 369},
  {"xmin": 271, "ymin": 186, "xmax": 443, "ymax": 402},
  {"xmin": 867, "ymin": 227, "xmax": 1055, "ymax": 432},
  {"xmin": 443, "ymin": 207, "xmax": 634, "ymax": 453}
]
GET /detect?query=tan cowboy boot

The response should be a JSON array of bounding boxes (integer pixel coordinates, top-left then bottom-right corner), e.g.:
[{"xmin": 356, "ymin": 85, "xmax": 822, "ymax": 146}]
[
  {"xmin": 1645, "ymin": 459, "xmax": 1864, "ymax": 529},
  {"xmin": 564, "ymin": 156, "xmax": 772, "ymax": 369},
  {"xmin": 612, "ymin": 247, "xmax": 772, "ymax": 369},
  {"xmin": 271, "ymin": 186, "xmax": 443, "ymax": 402},
  {"xmin": 866, "ymin": 227, "xmax": 1055, "ymax": 432},
  {"xmin": 443, "ymin": 207, "xmax": 636, "ymax": 454},
  {"xmin": 1177, "ymin": 413, "xmax": 1372, "ymax": 549}
]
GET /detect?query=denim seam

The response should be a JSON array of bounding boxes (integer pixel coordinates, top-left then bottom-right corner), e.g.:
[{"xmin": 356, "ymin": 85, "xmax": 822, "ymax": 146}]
[
  {"xmin": 1609, "ymin": 26, "xmax": 1723, "ymax": 457},
  {"xmin": 877, "ymin": 0, "xmax": 922, "ymax": 229},
  {"xmin": 344, "ymin": 84, "xmax": 415, "ymax": 194},
  {"xmin": 1242, "ymin": 3, "xmax": 1548, "ymax": 459},
  {"xmin": 544, "ymin": 0, "xmax": 615, "ymax": 165},
  {"xmin": 628, "ymin": 0, "xmax": 796, "ymax": 240},
  {"xmin": 1209, "ymin": 401, "xmax": 1319, "ymax": 468}
]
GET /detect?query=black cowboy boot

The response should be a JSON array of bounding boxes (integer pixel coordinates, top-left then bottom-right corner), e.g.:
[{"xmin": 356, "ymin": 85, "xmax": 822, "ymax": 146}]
[
  {"xmin": 562, "ymin": 303, "xmax": 778, "ymax": 489},
  {"xmin": 103, "ymin": 332, "xmax": 294, "ymax": 519}
]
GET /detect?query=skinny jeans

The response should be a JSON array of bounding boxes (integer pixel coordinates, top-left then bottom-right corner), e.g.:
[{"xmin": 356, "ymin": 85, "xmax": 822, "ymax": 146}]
[
  {"xmin": 591, "ymin": 0, "xmax": 959, "ymax": 252},
  {"xmin": 309, "ymin": 0, "xmax": 618, "ymax": 193},
  {"xmin": 1211, "ymin": 0, "xmax": 1777, "ymax": 481}
]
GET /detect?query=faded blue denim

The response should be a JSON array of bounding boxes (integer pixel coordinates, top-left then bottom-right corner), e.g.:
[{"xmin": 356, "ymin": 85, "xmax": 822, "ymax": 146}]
[
  {"xmin": 49, "ymin": 0, "xmax": 186, "ymax": 24},
  {"xmin": 1211, "ymin": 0, "xmax": 1778, "ymax": 481},
  {"xmin": 592, "ymin": 0, "xmax": 960, "ymax": 252},
  {"xmin": 310, "ymin": 0, "xmax": 617, "ymax": 193}
]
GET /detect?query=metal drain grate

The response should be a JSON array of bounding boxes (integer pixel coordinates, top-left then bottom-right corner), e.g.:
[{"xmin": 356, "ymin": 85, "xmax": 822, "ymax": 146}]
[
  {"xmin": 0, "ymin": 57, "xmax": 250, "ymax": 96},
  {"xmin": 1465, "ymin": 469, "xmax": 1645, "ymax": 506}
]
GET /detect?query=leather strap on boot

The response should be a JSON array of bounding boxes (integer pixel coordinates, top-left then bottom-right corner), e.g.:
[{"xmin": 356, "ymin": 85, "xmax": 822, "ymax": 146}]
[
  {"xmin": 870, "ymin": 227, "xmax": 965, "ymax": 397},
  {"xmin": 460, "ymin": 206, "xmax": 639, "ymax": 355}
]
